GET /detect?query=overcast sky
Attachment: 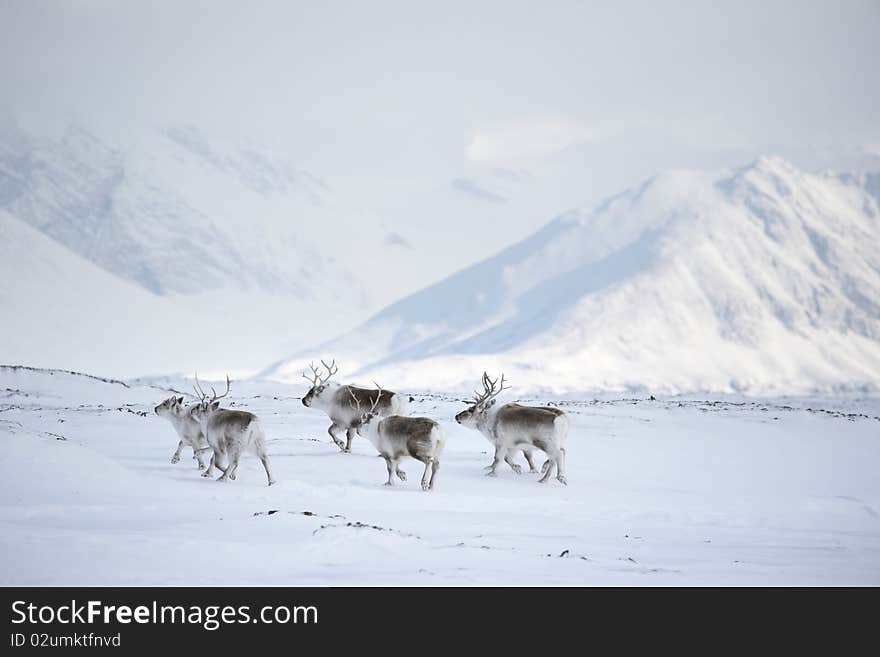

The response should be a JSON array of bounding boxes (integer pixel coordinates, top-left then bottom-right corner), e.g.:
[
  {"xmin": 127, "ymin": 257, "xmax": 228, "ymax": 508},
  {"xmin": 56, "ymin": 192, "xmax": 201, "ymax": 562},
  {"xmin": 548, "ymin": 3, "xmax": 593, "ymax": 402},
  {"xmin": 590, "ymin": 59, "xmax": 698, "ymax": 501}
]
[{"xmin": 3, "ymin": 0, "xmax": 880, "ymax": 276}]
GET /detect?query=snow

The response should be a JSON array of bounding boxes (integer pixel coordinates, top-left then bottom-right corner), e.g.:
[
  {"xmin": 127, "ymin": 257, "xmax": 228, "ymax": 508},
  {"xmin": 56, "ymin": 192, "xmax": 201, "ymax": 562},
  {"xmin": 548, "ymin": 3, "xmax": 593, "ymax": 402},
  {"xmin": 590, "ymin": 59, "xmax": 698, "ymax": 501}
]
[
  {"xmin": 2, "ymin": 366, "xmax": 878, "ymax": 585},
  {"xmin": 5, "ymin": 126, "xmax": 878, "ymax": 392},
  {"xmin": 0, "ymin": 120, "xmax": 427, "ymax": 377},
  {"xmin": 0, "ymin": 210, "xmax": 224, "ymax": 377},
  {"xmin": 266, "ymin": 157, "xmax": 880, "ymax": 395}
]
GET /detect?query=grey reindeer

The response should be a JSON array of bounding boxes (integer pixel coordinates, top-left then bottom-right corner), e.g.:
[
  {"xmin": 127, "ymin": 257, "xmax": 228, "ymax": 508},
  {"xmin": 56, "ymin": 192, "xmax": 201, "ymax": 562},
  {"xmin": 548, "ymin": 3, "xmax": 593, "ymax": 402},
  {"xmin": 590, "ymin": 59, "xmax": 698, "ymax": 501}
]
[
  {"xmin": 455, "ymin": 372, "xmax": 569, "ymax": 485},
  {"xmin": 188, "ymin": 375, "xmax": 276, "ymax": 486},
  {"xmin": 301, "ymin": 359, "xmax": 406, "ymax": 452},
  {"xmin": 154, "ymin": 395, "xmax": 211, "ymax": 470},
  {"xmin": 350, "ymin": 386, "xmax": 445, "ymax": 491}
]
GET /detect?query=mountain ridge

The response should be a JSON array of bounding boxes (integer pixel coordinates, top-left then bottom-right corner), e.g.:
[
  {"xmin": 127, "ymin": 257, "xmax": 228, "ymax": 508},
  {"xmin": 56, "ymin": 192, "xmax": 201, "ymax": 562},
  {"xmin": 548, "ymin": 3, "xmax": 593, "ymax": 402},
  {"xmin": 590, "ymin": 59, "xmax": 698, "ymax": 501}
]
[
  {"xmin": 263, "ymin": 156, "xmax": 880, "ymax": 395},
  {"xmin": 0, "ymin": 120, "xmax": 383, "ymax": 305}
]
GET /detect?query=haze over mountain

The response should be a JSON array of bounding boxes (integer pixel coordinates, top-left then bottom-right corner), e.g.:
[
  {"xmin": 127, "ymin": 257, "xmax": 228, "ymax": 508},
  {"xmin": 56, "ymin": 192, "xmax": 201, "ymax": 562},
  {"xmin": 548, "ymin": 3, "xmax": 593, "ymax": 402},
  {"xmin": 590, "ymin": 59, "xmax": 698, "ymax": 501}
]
[
  {"xmin": 265, "ymin": 157, "xmax": 880, "ymax": 395},
  {"xmin": 0, "ymin": 119, "xmax": 427, "ymax": 376},
  {"xmin": 0, "ymin": 120, "xmax": 404, "ymax": 300},
  {"xmin": 0, "ymin": 208, "xmax": 223, "ymax": 377}
]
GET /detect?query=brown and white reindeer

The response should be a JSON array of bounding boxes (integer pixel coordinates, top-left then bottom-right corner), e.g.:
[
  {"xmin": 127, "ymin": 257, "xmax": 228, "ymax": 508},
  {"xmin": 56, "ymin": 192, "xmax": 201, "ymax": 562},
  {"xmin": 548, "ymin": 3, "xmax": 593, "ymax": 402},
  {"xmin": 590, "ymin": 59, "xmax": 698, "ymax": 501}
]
[
  {"xmin": 455, "ymin": 372, "xmax": 569, "ymax": 485},
  {"xmin": 188, "ymin": 375, "xmax": 276, "ymax": 486},
  {"xmin": 350, "ymin": 387, "xmax": 445, "ymax": 491},
  {"xmin": 301, "ymin": 359, "xmax": 406, "ymax": 452},
  {"xmin": 154, "ymin": 395, "xmax": 211, "ymax": 470}
]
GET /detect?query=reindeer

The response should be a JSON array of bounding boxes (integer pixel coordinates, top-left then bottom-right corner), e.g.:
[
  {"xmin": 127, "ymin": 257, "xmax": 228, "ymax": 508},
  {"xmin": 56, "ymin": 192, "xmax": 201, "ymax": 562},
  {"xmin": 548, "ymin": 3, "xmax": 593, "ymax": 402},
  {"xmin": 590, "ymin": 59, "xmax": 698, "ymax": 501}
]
[
  {"xmin": 153, "ymin": 395, "xmax": 211, "ymax": 469},
  {"xmin": 455, "ymin": 372, "xmax": 569, "ymax": 485},
  {"xmin": 301, "ymin": 359, "xmax": 406, "ymax": 452},
  {"xmin": 350, "ymin": 387, "xmax": 444, "ymax": 491},
  {"xmin": 188, "ymin": 375, "xmax": 276, "ymax": 486}
]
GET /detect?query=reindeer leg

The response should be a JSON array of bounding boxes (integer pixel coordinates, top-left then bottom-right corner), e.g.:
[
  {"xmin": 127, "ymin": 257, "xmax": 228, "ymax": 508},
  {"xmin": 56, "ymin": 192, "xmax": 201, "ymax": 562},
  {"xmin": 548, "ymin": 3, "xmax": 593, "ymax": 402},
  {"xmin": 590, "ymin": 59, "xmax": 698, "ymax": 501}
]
[
  {"xmin": 171, "ymin": 440, "xmax": 184, "ymax": 464},
  {"xmin": 539, "ymin": 447, "xmax": 563, "ymax": 484},
  {"xmin": 225, "ymin": 447, "xmax": 241, "ymax": 481},
  {"xmin": 327, "ymin": 423, "xmax": 346, "ymax": 451},
  {"xmin": 428, "ymin": 459, "xmax": 440, "ymax": 490},
  {"xmin": 555, "ymin": 448, "xmax": 567, "ymax": 485},
  {"xmin": 504, "ymin": 452, "xmax": 523, "ymax": 474},
  {"xmin": 382, "ymin": 456, "xmax": 395, "ymax": 486},
  {"xmin": 201, "ymin": 450, "xmax": 216, "ymax": 478},
  {"xmin": 217, "ymin": 450, "xmax": 230, "ymax": 481},
  {"xmin": 523, "ymin": 449, "xmax": 539, "ymax": 473},
  {"xmin": 421, "ymin": 458, "xmax": 434, "ymax": 491},
  {"xmin": 484, "ymin": 445, "xmax": 505, "ymax": 476},
  {"xmin": 210, "ymin": 450, "xmax": 228, "ymax": 479},
  {"xmin": 192, "ymin": 446, "xmax": 207, "ymax": 470},
  {"xmin": 344, "ymin": 427, "xmax": 356, "ymax": 453},
  {"xmin": 261, "ymin": 453, "xmax": 276, "ymax": 486},
  {"xmin": 253, "ymin": 433, "xmax": 275, "ymax": 486}
]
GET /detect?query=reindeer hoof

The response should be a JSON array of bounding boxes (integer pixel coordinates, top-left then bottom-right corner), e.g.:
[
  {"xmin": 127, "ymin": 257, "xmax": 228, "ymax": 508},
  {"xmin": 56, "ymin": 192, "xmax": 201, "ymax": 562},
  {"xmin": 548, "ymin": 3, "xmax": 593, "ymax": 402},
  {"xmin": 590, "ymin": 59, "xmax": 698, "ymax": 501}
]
[
  {"xmin": 268, "ymin": 480, "xmax": 276, "ymax": 487},
  {"xmin": 383, "ymin": 482, "xmax": 394, "ymax": 486},
  {"xmin": 557, "ymin": 476, "xmax": 567, "ymax": 486},
  {"xmin": 511, "ymin": 465, "xmax": 523, "ymax": 474},
  {"xmin": 421, "ymin": 483, "xmax": 430, "ymax": 491},
  {"xmin": 343, "ymin": 447, "xmax": 352, "ymax": 453},
  {"xmin": 229, "ymin": 473, "xmax": 236, "ymax": 481},
  {"xmin": 396, "ymin": 471, "xmax": 407, "ymax": 481},
  {"xmin": 485, "ymin": 471, "xmax": 497, "ymax": 477},
  {"xmin": 171, "ymin": 456, "xmax": 180, "ymax": 464},
  {"xmin": 201, "ymin": 471, "xmax": 211, "ymax": 478}
]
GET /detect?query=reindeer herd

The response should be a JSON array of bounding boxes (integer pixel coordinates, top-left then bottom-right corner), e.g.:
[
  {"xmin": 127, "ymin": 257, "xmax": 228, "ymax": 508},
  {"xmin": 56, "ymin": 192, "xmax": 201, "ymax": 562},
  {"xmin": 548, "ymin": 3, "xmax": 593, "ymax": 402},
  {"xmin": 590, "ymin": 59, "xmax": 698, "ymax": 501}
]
[{"xmin": 154, "ymin": 361, "xmax": 569, "ymax": 490}]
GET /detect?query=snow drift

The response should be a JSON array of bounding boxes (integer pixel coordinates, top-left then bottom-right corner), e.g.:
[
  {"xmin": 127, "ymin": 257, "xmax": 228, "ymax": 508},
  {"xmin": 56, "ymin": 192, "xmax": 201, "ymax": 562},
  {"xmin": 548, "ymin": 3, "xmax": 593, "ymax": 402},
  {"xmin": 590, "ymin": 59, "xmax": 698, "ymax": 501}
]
[{"xmin": 2, "ymin": 366, "xmax": 879, "ymax": 585}]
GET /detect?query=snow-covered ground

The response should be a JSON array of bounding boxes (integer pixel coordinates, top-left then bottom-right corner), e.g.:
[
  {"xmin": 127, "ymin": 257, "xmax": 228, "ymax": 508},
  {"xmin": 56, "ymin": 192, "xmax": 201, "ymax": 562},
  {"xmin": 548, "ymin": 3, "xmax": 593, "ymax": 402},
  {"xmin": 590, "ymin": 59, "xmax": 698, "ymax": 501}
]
[{"xmin": 1, "ymin": 366, "xmax": 878, "ymax": 585}]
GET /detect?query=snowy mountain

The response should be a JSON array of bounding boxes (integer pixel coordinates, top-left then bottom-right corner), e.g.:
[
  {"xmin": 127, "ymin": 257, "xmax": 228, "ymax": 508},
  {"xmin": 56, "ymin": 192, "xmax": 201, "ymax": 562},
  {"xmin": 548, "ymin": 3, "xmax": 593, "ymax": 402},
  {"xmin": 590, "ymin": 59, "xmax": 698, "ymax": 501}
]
[
  {"xmin": 0, "ymin": 209, "xmax": 224, "ymax": 376},
  {"xmin": 0, "ymin": 119, "xmax": 424, "ymax": 377},
  {"xmin": 264, "ymin": 157, "xmax": 880, "ymax": 395},
  {"xmin": 0, "ymin": 121, "xmax": 368, "ymax": 299}
]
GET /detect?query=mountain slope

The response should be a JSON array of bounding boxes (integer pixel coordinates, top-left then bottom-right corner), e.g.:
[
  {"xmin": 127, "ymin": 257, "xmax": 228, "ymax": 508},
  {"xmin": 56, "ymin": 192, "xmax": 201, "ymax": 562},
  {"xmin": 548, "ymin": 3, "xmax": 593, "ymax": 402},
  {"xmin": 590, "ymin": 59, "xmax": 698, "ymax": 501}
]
[
  {"xmin": 0, "ymin": 122, "xmax": 362, "ymax": 299},
  {"xmin": 263, "ymin": 158, "xmax": 880, "ymax": 394},
  {"xmin": 0, "ymin": 209, "xmax": 226, "ymax": 376},
  {"xmin": 0, "ymin": 119, "xmax": 429, "ymax": 376},
  {"xmin": 0, "ymin": 120, "xmax": 432, "ymax": 307}
]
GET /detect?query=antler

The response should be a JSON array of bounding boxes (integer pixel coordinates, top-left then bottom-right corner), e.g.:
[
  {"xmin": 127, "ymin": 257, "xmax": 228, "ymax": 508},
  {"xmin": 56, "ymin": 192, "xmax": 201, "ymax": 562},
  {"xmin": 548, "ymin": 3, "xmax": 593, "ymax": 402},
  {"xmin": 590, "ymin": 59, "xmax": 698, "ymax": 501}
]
[
  {"xmin": 302, "ymin": 362, "xmax": 322, "ymax": 387},
  {"xmin": 194, "ymin": 373, "xmax": 231, "ymax": 404},
  {"xmin": 468, "ymin": 371, "xmax": 509, "ymax": 408},
  {"xmin": 193, "ymin": 372, "xmax": 207, "ymax": 403},
  {"xmin": 320, "ymin": 359, "xmax": 338, "ymax": 383},
  {"xmin": 369, "ymin": 384, "xmax": 383, "ymax": 414},
  {"xmin": 348, "ymin": 384, "xmax": 383, "ymax": 415},
  {"xmin": 210, "ymin": 374, "xmax": 231, "ymax": 402},
  {"xmin": 302, "ymin": 359, "xmax": 338, "ymax": 388}
]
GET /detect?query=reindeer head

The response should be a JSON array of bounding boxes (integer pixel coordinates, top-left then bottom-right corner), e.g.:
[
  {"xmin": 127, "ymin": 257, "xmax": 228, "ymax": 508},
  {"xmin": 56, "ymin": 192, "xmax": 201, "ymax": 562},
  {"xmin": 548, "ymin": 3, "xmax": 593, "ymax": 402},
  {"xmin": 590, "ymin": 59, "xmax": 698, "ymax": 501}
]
[
  {"xmin": 188, "ymin": 373, "xmax": 231, "ymax": 424},
  {"xmin": 455, "ymin": 372, "xmax": 509, "ymax": 428},
  {"xmin": 301, "ymin": 359, "xmax": 339, "ymax": 407},
  {"xmin": 154, "ymin": 396, "xmax": 184, "ymax": 418},
  {"xmin": 349, "ymin": 386, "xmax": 383, "ymax": 435}
]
